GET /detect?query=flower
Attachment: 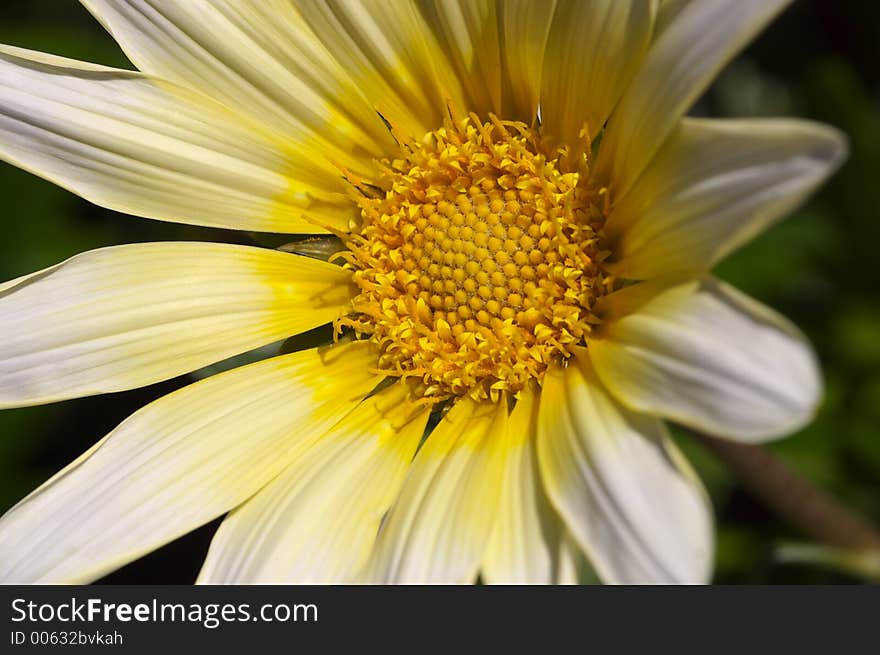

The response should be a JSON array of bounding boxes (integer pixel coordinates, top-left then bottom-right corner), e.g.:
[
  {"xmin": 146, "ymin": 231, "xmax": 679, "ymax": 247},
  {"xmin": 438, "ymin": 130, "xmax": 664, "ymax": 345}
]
[{"xmin": 0, "ymin": 0, "xmax": 846, "ymax": 584}]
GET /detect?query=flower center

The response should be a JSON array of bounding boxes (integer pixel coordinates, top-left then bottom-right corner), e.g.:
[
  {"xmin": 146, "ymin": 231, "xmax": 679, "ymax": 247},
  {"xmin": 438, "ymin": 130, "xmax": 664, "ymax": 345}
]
[{"xmin": 338, "ymin": 113, "xmax": 613, "ymax": 402}]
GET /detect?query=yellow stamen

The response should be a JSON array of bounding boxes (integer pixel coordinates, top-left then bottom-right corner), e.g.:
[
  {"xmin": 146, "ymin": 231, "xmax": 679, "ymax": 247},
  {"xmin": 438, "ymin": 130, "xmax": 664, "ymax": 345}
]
[{"xmin": 337, "ymin": 113, "xmax": 614, "ymax": 402}]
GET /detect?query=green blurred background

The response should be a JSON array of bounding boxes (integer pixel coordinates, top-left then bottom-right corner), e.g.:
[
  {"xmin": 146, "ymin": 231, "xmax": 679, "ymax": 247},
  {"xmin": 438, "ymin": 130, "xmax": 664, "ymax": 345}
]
[{"xmin": 0, "ymin": 1, "xmax": 877, "ymax": 583}]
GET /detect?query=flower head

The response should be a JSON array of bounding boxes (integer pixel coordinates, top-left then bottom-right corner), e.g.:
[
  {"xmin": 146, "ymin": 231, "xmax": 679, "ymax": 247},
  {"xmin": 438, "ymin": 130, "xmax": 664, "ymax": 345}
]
[
  {"xmin": 0, "ymin": 0, "xmax": 846, "ymax": 584},
  {"xmin": 341, "ymin": 112, "xmax": 612, "ymax": 402}
]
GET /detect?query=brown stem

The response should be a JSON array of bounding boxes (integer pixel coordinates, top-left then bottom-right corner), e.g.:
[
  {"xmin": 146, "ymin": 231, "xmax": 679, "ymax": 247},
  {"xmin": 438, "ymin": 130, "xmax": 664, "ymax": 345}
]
[{"xmin": 692, "ymin": 432, "xmax": 880, "ymax": 552}]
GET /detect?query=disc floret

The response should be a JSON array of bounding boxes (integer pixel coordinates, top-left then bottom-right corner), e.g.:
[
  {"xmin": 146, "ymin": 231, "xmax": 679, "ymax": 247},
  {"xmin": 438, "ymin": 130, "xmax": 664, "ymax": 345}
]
[{"xmin": 338, "ymin": 113, "xmax": 613, "ymax": 402}]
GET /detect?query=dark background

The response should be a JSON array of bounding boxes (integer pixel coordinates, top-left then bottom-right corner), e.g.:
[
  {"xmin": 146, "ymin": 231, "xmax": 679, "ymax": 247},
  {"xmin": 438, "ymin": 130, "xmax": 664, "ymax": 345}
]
[{"xmin": 0, "ymin": 1, "xmax": 877, "ymax": 584}]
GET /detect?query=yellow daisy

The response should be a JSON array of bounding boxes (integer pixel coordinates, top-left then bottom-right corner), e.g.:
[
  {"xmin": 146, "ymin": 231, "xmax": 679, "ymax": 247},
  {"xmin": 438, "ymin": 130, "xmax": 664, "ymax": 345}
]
[{"xmin": 0, "ymin": 0, "xmax": 846, "ymax": 584}]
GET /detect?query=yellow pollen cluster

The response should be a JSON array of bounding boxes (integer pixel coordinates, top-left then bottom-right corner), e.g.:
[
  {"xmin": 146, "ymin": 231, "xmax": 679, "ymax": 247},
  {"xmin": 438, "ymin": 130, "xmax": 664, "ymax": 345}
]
[{"xmin": 338, "ymin": 113, "xmax": 613, "ymax": 402}]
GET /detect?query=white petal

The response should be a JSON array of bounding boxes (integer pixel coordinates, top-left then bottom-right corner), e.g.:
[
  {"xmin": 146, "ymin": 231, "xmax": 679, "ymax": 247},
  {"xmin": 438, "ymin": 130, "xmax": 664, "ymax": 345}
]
[
  {"xmin": 499, "ymin": 0, "xmax": 556, "ymax": 121},
  {"xmin": 598, "ymin": 0, "xmax": 792, "ymax": 198},
  {"xmin": 82, "ymin": 0, "xmax": 395, "ymax": 171},
  {"xmin": 590, "ymin": 278, "xmax": 822, "ymax": 442},
  {"xmin": 482, "ymin": 387, "xmax": 578, "ymax": 584},
  {"xmin": 363, "ymin": 397, "xmax": 508, "ymax": 584},
  {"xmin": 294, "ymin": 0, "xmax": 465, "ymax": 138},
  {"xmin": 0, "ymin": 242, "xmax": 352, "ymax": 407},
  {"xmin": 0, "ymin": 267, "xmax": 49, "ymax": 294},
  {"xmin": 0, "ymin": 340, "xmax": 380, "ymax": 583},
  {"xmin": 555, "ymin": 531, "xmax": 589, "ymax": 584},
  {"xmin": 655, "ymin": 0, "xmax": 691, "ymax": 36},
  {"xmin": 198, "ymin": 382, "xmax": 429, "ymax": 583},
  {"xmin": 607, "ymin": 118, "xmax": 847, "ymax": 278},
  {"xmin": 540, "ymin": 0, "xmax": 656, "ymax": 149},
  {"xmin": 0, "ymin": 45, "xmax": 353, "ymax": 233},
  {"xmin": 537, "ymin": 353, "xmax": 714, "ymax": 584},
  {"xmin": 420, "ymin": 0, "xmax": 502, "ymax": 117}
]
